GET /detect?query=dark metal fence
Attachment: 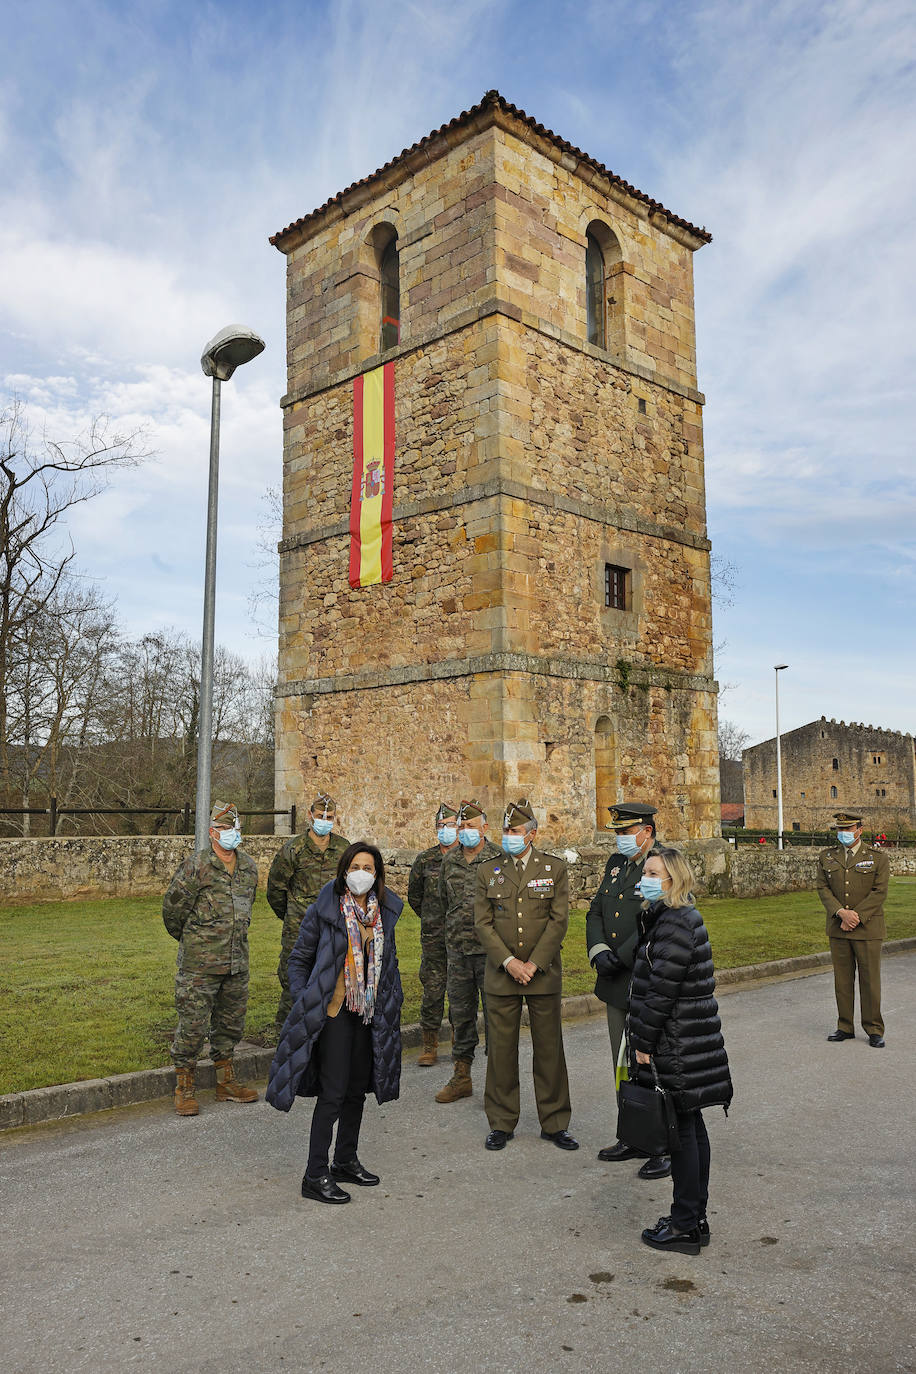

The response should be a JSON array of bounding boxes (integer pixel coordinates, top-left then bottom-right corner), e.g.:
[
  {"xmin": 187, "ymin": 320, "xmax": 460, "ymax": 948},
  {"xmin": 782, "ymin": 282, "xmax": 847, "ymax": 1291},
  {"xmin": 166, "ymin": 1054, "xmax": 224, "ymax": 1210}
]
[{"xmin": 0, "ymin": 800, "xmax": 297, "ymax": 838}]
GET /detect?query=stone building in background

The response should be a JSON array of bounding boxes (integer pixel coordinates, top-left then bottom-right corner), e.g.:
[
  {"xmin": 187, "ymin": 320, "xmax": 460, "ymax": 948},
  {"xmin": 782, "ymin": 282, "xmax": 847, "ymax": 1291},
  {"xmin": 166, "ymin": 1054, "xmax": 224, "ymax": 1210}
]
[
  {"xmin": 744, "ymin": 717, "xmax": 916, "ymax": 835},
  {"xmin": 270, "ymin": 91, "xmax": 719, "ymax": 848}
]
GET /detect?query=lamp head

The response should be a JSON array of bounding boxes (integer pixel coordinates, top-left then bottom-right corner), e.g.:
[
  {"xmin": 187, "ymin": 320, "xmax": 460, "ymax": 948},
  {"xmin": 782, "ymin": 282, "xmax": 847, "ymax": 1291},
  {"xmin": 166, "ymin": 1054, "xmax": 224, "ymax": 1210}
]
[{"xmin": 201, "ymin": 325, "xmax": 265, "ymax": 381}]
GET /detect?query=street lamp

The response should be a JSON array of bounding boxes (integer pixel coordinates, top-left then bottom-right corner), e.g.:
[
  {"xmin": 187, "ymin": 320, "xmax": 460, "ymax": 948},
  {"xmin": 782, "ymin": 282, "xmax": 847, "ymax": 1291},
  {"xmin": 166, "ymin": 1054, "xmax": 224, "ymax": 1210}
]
[
  {"xmin": 194, "ymin": 325, "xmax": 266, "ymax": 852},
  {"xmin": 774, "ymin": 663, "xmax": 789, "ymax": 851}
]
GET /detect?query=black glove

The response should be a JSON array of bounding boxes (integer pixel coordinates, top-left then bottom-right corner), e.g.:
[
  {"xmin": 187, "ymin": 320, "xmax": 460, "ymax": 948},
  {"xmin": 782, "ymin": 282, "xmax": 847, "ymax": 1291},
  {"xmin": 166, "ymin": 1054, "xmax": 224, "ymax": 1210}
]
[{"xmin": 593, "ymin": 950, "xmax": 622, "ymax": 978}]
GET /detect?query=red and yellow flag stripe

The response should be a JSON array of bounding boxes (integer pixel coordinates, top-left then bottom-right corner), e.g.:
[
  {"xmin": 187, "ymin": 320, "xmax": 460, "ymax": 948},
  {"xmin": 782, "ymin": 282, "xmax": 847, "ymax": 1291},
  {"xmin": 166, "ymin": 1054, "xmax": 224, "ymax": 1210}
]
[{"xmin": 349, "ymin": 362, "xmax": 395, "ymax": 588}]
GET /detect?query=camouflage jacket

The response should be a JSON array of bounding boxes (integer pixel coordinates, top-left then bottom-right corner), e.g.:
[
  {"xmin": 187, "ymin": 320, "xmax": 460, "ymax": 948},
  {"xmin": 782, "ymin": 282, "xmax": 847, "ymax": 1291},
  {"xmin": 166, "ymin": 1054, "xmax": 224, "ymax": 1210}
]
[
  {"xmin": 266, "ymin": 830, "xmax": 350, "ymax": 923},
  {"xmin": 162, "ymin": 846, "xmax": 259, "ymax": 975},
  {"xmin": 438, "ymin": 839, "xmax": 502, "ymax": 955},
  {"xmin": 407, "ymin": 843, "xmax": 454, "ymax": 939}
]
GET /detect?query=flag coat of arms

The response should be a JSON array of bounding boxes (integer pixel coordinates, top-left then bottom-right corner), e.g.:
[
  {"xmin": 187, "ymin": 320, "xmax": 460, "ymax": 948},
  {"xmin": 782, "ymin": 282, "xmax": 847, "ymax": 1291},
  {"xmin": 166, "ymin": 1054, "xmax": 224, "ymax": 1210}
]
[{"xmin": 349, "ymin": 362, "xmax": 395, "ymax": 587}]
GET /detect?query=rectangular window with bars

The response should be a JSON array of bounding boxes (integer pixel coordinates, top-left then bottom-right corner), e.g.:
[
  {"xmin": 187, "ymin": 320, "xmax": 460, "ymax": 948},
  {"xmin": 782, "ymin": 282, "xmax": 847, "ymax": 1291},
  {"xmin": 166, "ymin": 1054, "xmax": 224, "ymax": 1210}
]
[{"xmin": 604, "ymin": 563, "xmax": 629, "ymax": 610}]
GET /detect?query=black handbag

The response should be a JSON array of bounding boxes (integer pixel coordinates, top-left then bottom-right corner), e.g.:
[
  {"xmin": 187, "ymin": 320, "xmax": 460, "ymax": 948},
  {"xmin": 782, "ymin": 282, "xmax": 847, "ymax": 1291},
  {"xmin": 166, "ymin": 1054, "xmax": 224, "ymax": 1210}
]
[{"xmin": 616, "ymin": 1055, "xmax": 679, "ymax": 1157}]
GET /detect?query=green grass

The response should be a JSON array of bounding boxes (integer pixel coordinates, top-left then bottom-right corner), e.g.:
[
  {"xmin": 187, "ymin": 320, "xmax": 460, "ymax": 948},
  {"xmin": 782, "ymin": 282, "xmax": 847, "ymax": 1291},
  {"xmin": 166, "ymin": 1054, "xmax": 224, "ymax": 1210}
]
[{"xmin": 1, "ymin": 881, "xmax": 914, "ymax": 1094}]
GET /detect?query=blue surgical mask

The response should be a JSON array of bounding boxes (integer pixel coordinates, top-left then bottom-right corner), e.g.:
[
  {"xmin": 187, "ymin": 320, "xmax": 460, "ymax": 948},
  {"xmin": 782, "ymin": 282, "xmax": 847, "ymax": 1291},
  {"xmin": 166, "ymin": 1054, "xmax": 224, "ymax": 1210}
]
[
  {"xmin": 312, "ymin": 817, "xmax": 334, "ymax": 837},
  {"xmin": 217, "ymin": 827, "xmax": 241, "ymax": 851},
  {"xmin": 636, "ymin": 876, "xmax": 664, "ymax": 902},
  {"xmin": 438, "ymin": 826, "xmax": 457, "ymax": 846},
  {"xmin": 616, "ymin": 834, "xmax": 639, "ymax": 858},
  {"xmin": 458, "ymin": 828, "xmax": 480, "ymax": 848},
  {"xmin": 837, "ymin": 831, "xmax": 855, "ymax": 847},
  {"xmin": 502, "ymin": 833, "xmax": 527, "ymax": 856}
]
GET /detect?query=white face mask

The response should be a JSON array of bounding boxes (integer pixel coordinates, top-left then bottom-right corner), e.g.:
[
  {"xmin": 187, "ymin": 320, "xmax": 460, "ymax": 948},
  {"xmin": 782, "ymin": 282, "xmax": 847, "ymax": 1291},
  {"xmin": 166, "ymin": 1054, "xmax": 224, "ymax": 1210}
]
[{"xmin": 346, "ymin": 869, "xmax": 375, "ymax": 896}]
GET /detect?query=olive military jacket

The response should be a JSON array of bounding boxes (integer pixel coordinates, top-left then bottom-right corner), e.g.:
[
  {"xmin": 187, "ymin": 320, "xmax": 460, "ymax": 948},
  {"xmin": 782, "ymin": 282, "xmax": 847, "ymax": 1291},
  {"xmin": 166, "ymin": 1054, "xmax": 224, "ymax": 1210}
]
[
  {"xmin": 407, "ymin": 843, "xmax": 453, "ymax": 941},
  {"xmin": 474, "ymin": 846, "xmax": 570, "ymax": 996},
  {"xmin": 816, "ymin": 842, "xmax": 889, "ymax": 941},
  {"xmin": 438, "ymin": 839, "xmax": 502, "ymax": 955},
  {"xmin": 266, "ymin": 830, "xmax": 350, "ymax": 923},
  {"xmin": 585, "ymin": 851, "xmax": 647, "ymax": 1010},
  {"xmin": 162, "ymin": 846, "xmax": 259, "ymax": 975}
]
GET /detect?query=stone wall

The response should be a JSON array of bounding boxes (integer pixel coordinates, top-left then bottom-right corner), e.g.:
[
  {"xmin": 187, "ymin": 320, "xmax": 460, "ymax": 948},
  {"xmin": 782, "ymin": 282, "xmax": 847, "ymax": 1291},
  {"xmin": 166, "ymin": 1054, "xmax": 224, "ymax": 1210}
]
[
  {"xmin": 744, "ymin": 716, "xmax": 916, "ymax": 834},
  {"xmin": 3, "ymin": 835, "xmax": 914, "ymax": 908}
]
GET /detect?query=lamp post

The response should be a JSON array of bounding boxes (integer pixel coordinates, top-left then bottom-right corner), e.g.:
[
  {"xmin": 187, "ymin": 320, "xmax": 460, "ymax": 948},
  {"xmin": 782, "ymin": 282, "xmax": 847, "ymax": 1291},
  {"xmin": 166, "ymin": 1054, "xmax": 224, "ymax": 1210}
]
[
  {"xmin": 774, "ymin": 663, "xmax": 789, "ymax": 851},
  {"xmin": 194, "ymin": 325, "xmax": 265, "ymax": 852}
]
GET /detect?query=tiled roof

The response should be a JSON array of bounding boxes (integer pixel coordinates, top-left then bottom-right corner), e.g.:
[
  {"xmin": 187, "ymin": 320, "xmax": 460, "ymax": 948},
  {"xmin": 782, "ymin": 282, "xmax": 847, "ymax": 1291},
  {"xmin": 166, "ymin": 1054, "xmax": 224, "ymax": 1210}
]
[
  {"xmin": 270, "ymin": 89, "xmax": 711, "ymax": 250},
  {"xmin": 721, "ymin": 804, "xmax": 746, "ymax": 824}
]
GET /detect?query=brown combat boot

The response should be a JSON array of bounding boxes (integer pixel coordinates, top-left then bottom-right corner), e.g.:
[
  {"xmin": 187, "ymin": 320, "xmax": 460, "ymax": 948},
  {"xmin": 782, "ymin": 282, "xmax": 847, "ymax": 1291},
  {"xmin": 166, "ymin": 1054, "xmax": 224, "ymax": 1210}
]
[
  {"xmin": 417, "ymin": 1030, "xmax": 439, "ymax": 1067},
  {"xmin": 174, "ymin": 1065, "xmax": 199, "ymax": 1116},
  {"xmin": 214, "ymin": 1058, "xmax": 259, "ymax": 1103},
  {"xmin": 435, "ymin": 1058, "xmax": 472, "ymax": 1103}
]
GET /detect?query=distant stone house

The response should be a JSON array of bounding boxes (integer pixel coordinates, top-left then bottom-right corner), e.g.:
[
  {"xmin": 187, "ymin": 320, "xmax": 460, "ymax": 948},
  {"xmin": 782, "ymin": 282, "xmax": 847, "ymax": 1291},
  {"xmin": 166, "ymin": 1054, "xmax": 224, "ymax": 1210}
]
[{"xmin": 743, "ymin": 717, "xmax": 916, "ymax": 834}]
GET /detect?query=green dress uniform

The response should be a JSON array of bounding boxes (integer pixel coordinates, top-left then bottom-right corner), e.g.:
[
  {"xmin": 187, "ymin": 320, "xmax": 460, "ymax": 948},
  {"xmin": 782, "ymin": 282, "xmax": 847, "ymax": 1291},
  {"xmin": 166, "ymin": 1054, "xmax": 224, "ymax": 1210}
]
[
  {"xmin": 474, "ymin": 846, "xmax": 572, "ymax": 1134},
  {"xmin": 438, "ymin": 838, "xmax": 501, "ymax": 1063},
  {"xmin": 163, "ymin": 845, "xmax": 259, "ymax": 1068},
  {"xmin": 815, "ymin": 840, "xmax": 889, "ymax": 1037},
  {"xmin": 267, "ymin": 829, "xmax": 350, "ymax": 1027},
  {"xmin": 408, "ymin": 843, "xmax": 453, "ymax": 1033},
  {"xmin": 586, "ymin": 850, "xmax": 646, "ymax": 1070}
]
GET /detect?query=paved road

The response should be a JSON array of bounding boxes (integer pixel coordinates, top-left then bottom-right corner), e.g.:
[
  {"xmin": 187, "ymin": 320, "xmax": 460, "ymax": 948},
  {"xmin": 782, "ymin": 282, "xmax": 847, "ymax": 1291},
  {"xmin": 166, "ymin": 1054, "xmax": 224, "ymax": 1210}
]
[{"xmin": 2, "ymin": 956, "xmax": 915, "ymax": 1374}]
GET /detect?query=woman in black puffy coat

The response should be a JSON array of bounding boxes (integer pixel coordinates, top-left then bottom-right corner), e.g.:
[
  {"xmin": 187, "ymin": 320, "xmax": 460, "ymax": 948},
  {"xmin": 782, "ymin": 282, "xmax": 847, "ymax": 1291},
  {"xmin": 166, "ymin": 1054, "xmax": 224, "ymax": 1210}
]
[
  {"xmin": 266, "ymin": 841, "xmax": 404, "ymax": 1206},
  {"xmin": 628, "ymin": 844, "xmax": 732, "ymax": 1256}
]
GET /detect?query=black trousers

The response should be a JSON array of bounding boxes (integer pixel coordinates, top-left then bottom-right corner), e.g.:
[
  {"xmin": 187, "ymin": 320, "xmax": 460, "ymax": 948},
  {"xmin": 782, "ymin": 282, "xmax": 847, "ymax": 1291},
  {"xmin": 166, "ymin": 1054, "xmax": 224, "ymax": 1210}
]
[
  {"xmin": 670, "ymin": 1109, "xmax": 710, "ymax": 1231},
  {"xmin": 306, "ymin": 1009, "xmax": 373, "ymax": 1177}
]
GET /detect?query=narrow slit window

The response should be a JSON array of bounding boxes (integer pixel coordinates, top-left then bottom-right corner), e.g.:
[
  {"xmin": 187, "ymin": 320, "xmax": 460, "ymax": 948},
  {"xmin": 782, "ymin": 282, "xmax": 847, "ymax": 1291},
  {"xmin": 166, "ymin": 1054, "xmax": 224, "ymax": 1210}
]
[
  {"xmin": 380, "ymin": 236, "xmax": 400, "ymax": 352},
  {"xmin": 586, "ymin": 232, "xmax": 606, "ymax": 349},
  {"xmin": 604, "ymin": 563, "xmax": 628, "ymax": 610}
]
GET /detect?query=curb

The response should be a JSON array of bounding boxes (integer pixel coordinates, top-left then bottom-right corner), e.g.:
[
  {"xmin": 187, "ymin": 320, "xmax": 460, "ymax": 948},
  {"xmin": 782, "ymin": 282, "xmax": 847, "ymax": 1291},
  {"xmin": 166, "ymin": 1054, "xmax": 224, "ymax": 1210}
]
[{"xmin": 3, "ymin": 939, "xmax": 914, "ymax": 1133}]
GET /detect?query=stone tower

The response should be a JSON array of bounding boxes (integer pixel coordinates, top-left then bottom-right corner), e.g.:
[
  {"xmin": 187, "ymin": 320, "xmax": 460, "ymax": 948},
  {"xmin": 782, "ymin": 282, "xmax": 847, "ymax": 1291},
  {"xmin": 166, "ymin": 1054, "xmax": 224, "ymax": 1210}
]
[{"xmin": 271, "ymin": 91, "xmax": 719, "ymax": 847}]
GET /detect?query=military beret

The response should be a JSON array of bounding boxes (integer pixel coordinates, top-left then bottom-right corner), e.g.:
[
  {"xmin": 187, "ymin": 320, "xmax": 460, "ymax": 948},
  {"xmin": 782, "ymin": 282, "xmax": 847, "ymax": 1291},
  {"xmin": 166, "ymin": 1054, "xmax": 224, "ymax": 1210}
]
[
  {"xmin": 210, "ymin": 800, "xmax": 239, "ymax": 826},
  {"xmin": 458, "ymin": 798, "xmax": 486, "ymax": 822},
  {"xmin": 310, "ymin": 792, "xmax": 336, "ymax": 816},
  {"xmin": 832, "ymin": 811, "xmax": 863, "ymax": 827},
  {"xmin": 607, "ymin": 802, "xmax": 657, "ymax": 832},
  {"xmin": 503, "ymin": 797, "xmax": 536, "ymax": 828},
  {"xmin": 435, "ymin": 802, "xmax": 458, "ymax": 825}
]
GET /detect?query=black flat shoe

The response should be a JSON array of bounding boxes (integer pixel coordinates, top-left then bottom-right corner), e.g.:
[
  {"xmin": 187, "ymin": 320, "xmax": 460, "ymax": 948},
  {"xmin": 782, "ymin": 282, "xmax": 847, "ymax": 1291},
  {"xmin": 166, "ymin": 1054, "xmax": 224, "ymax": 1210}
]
[
  {"xmin": 868, "ymin": 1034, "xmax": 886, "ymax": 1048},
  {"xmin": 331, "ymin": 1158, "xmax": 380, "ymax": 1186},
  {"xmin": 657, "ymin": 1213, "xmax": 711, "ymax": 1246},
  {"xmin": 598, "ymin": 1141, "xmax": 643, "ymax": 1162},
  {"xmin": 541, "ymin": 1129, "xmax": 579, "ymax": 1151},
  {"xmin": 827, "ymin": 1030, "xmax": 854, "ymax": 1041},
  {"xmin": 637, "ymin": 1154, "xmax": 671, "ymax": 1180},
  {"xmin": 641, "ymin": 1217, "xmax": 701, "ymax": 1256},
  {"xmin": 485, "ymin": 1129, "xmax": 514, "ymax": 1150},
  {"xmin": 301, "ymin": 1172, "xmax": 350, "ymax": 1204}
]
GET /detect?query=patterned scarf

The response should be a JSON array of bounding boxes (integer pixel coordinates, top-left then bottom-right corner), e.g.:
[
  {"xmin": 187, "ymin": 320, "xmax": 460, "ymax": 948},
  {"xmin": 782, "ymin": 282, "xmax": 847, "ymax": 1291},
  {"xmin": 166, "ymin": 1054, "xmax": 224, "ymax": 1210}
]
[{"xmin": 341, "ymin": 887, "xmax": 383, "ymax": 1023}]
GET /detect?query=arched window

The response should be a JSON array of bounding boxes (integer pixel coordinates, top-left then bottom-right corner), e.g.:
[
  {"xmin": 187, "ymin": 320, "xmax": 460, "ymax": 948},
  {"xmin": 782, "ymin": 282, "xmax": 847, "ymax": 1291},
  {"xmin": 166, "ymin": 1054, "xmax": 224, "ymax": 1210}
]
[
  {"xmin": 585, "ymin": 220, "xmax": 624, "ymax": 356},
  {"xmin": 586, "ymin": 232, "xmax": 605, "ymax": 348},
  {"xmin": 830, "ymin": 785, "xmax": 838, "ymax": 799},
  {"xmin": 594, "ymin": 716, "xmax": 615, "ymax": 830},
  {"xmin": 379, "ymin": 234, "xmax": 400, "ymax": 352}
]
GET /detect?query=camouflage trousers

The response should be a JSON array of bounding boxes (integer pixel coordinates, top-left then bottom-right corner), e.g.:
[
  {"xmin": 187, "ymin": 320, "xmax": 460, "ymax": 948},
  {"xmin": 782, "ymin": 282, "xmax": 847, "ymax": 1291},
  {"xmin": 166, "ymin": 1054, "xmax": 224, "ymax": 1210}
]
[
  {"xmin": 419, "ymin": 924, "xmax": 452, "ymax": 1033},
  {"xmin": 446, "ymin": 949, "xmax": 488, "ymax": 1063},
  {"xmin": 171, "ymin": 968, "xmax": 249, "ymax": 1068},
  {"xmin": 275, "ymin": 909, "xmax": 306, "ymax": 1029}
]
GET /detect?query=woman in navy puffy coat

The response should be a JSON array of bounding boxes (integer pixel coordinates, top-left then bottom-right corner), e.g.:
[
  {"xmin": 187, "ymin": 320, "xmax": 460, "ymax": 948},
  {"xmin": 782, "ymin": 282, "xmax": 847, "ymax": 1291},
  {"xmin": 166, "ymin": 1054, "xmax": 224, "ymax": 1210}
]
[
  {"xmin": 628, "ymin": 844, "xmax": 732, "ymax": 1255},
  {"xmin": 266, "ymin": 841, "xmax": 403, "ymax": 1205}
]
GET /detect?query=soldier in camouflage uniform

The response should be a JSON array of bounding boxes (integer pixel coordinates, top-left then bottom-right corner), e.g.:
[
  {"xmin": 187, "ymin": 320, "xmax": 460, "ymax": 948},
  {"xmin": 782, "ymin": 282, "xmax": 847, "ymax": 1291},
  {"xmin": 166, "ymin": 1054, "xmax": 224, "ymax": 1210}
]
[
  {"xmin": 162, "ymin": 801, "xmax": 260, "ymax": 1116},
  {"xmin": 407, "ymin": 802, "xmax": 459, "ymax": 1066},
  {"xmin": 267, "ymin": 792, "xmax": 350, "ymax": 1031},
  {"xmin": 434, "ymin": 799, "xmax": 501, "ymax": 1103}
]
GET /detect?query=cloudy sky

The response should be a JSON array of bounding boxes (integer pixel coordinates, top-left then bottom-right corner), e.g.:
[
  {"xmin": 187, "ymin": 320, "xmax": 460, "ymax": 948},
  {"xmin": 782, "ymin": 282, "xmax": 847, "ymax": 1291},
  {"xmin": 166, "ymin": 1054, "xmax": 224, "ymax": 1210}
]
[{"xmin": 2, "ymin": 0, "xmax": 913, "ymax": 748}]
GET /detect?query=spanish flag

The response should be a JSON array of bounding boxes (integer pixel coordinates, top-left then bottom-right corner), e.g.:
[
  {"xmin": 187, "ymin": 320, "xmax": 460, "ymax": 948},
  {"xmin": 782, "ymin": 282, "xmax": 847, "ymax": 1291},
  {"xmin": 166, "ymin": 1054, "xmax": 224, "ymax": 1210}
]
[{"xmin": 349, "ymin": 362, "xmax": 395, "ymax": 588}]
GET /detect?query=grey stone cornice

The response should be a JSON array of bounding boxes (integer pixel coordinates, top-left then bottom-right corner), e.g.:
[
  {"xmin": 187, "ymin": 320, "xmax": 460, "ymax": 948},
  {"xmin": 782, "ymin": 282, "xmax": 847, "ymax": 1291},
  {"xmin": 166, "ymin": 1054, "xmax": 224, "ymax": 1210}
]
[
  {"xmin": 276, "ymin": 653, "xmax": 717, "ymax": 699},
  {"xmin": 278, "ymin": 476, "xmax": 710, "ymax": 556},
  {"xmin": 280, "ymin": 296, "xmax": 705, "ymax": 410}
]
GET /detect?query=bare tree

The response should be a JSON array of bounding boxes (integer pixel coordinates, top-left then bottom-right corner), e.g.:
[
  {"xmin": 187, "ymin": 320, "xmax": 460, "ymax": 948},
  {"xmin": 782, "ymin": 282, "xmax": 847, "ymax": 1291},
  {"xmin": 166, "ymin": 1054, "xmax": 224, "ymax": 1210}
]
[
  {"xmin": 718, "ymin": 719, "xmax": 751, "ymax": 761},
  {"xmin": 247, "ymin": 484, "xmax": 281, "ymax": 638},
  {"xmin": 0, "ymin": 401, "xmax": 144, "ymax": 795}
]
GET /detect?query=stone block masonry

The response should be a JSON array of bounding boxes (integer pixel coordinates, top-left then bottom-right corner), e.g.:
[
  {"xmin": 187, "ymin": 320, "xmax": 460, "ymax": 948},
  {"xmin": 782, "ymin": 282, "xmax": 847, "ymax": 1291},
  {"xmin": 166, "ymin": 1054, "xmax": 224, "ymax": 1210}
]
[{"xmin": 271, "ymin": 92, "xmax": 719, "ymax": 850}]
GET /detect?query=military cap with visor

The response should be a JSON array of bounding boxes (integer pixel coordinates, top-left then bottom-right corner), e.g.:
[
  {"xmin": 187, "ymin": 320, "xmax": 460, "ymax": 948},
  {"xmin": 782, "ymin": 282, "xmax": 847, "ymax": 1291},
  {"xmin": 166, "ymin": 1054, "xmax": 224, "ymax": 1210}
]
[
  {"xmin": 503, "ymin": 797, "xmax": 536, "ymax": 828},
  {"xmin": 832, "ymin": 811, "xmax": 863, "ymax": 828},
  {"xmin": 606, "ymin": 802, "xmax": 657, "ymax": 832}
]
